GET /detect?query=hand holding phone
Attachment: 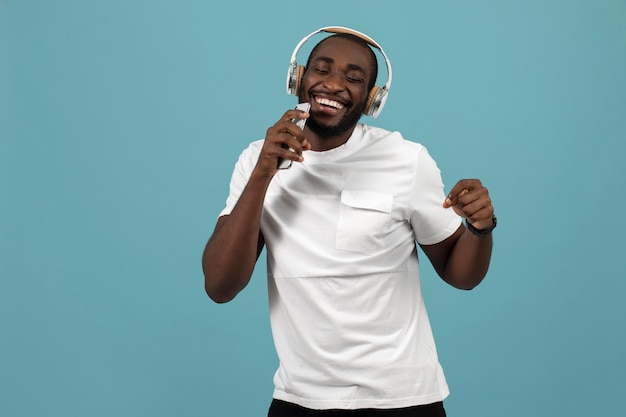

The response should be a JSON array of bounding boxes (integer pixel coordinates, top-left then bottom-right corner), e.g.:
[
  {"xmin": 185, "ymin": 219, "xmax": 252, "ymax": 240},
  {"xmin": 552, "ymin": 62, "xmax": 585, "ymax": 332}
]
[{"xmin": 278, "ymin": 102, "xmax": 310, "ymax": 169}]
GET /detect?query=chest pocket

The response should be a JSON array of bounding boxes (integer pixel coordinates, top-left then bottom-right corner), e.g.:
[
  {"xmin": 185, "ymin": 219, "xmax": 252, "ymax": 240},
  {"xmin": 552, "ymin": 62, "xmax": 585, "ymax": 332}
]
[{"xmin": 336, "ymin": 190, "xmax": 393, "ymax": 253}]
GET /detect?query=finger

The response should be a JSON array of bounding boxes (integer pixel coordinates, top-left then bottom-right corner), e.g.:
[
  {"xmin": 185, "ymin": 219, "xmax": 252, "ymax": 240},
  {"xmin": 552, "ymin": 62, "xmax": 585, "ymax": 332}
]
[
  {"xmin": 457, "ymin": 194, "xmax": 493, "ymax": 220},
  {"xmin": 277, "ymin": 144, "xmax": 304, "ymax": 164},
  {"xmin": 266, "ymin": 123, "xmax": 305, "ymax": 149},
  {"xmin": 262, "ymin": 110, "xmax": 311, "ymax": 170},
  {"xmin": 443, "ymin": 179, "xmax": 481, "ymax": 207},
  {"xmin": 465, "ymin": 206, "xmax": 495, "ymax": 230},
  {"xmin": 281, "ymin": 133, "xmax": 306, "ymax": 157},
  {"xmin": 280, "ymin": 109, "xmax": 310, "ymax": 124},
  {"xmin": 284, "ymin": 121, "xmax": 307, "ymax": 140},
  {"xmin": 444, "ymin": 186, "xmax": 470, "ymax": 208}
]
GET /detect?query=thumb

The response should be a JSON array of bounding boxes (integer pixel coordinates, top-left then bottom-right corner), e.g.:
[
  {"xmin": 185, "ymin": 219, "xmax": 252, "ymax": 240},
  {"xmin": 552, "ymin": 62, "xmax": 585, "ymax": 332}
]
[{"xmin": 443, "ymin": 188, "xmax": 469, "ymax": 208}]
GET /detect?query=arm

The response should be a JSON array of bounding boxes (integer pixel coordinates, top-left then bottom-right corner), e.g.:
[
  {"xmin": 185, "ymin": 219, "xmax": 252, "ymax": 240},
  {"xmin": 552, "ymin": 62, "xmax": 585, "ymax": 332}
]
[
  {"xmin": 201, "ymin": 108, "xmax": 310, "ymax": 303},
  {"xmin": 420, "ymin": 179, "xmax": 495, "ymax": 290},
  {"xmin": 202, "ymin": 175, "xmax": 269, "ymax": 303}
]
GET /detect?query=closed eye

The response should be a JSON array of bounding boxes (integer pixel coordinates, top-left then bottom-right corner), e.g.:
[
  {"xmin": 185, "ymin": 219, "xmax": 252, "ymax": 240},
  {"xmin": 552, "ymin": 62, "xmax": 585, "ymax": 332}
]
[{"xmin": 347, "ymin": 75, "xmax": 365, "ymax": 83}]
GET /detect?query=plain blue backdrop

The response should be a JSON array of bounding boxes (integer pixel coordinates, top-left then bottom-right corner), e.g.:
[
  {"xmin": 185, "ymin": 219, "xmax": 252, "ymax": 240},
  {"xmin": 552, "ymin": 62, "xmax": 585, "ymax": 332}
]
[{"xmin": 2, "ymin": 1, "xmax": 625, "ymax": 416}]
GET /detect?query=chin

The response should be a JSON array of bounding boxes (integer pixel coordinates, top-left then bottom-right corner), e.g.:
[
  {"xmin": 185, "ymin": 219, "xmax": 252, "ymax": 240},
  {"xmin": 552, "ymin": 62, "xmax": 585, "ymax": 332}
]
[{"xmin": 308, "ymin": 114, "xmax": 360, "ymax": 139}]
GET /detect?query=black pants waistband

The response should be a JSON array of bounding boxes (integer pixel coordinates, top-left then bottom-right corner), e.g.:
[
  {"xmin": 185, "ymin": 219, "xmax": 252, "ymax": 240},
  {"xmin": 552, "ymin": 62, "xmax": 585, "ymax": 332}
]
[{"xmin": 268, "ymin": 399, "xmax": 447, "ymax": 417}]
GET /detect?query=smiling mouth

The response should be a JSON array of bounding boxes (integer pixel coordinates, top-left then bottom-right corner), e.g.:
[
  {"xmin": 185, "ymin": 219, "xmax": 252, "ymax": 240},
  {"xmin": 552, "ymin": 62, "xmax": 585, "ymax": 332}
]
[{"xmin": 315, "ymin": 96, "xmax": 345, "ymax": 110}]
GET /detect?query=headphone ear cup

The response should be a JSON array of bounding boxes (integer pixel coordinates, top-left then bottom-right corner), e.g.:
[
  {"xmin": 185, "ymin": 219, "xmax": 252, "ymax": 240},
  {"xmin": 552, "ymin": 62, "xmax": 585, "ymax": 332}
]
[
  {"xmin": 287, "ymin": 64, "xmax": 298, "ymax": 95},
  {"xmin": 364, "ymin": 86, "xmax": 388, "ymax": 118},
  {"xmin": 287, "ymin": 64, "xmax": 306, "ymax": 95},
  {"xmin": 293, "ymin": 65, "xmax": 305, "ymax": 95},
  {"xmin": 364, "ymin": 86, "xmax": 381, "ymax": 116}
]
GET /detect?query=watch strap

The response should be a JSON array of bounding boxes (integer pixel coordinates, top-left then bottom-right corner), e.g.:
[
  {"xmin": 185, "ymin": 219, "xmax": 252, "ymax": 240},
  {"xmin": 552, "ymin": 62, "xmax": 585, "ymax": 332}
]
[{"xmin": 466, "ymin": 215, "xmax": 497, "ymax": 238}]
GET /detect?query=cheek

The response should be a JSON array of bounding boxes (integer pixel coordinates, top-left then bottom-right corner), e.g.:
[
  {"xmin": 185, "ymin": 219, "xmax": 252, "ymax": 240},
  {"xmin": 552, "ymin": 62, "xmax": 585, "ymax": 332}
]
[
  {"xmin": 350, "ymin": 88, "xmax": 369, "ymax": 109},
  {"xmin": 300, "ymin": 70, "xmax": 319, "ymax": 87},
  {"xmin": 297, "ymin": 76, "xmax": 315, "ymax": 98}
]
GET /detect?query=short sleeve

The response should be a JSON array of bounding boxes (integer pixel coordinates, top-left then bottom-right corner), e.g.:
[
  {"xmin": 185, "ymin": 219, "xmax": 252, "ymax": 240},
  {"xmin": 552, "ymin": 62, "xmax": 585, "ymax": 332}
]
[
  {"xmin": 218, "ymin": 140, "xmax": 263, "ymax": 218},
  {"xmin": 409, "ymin": 147, "xmax": 462, "ymax": 245}
]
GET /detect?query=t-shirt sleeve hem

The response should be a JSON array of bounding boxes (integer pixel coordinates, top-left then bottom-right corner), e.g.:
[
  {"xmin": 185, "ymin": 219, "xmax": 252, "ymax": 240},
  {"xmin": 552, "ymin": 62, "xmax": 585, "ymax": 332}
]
[{"xmin": 416, "ymin": 217, "xmax": 462, "ymax": 246}]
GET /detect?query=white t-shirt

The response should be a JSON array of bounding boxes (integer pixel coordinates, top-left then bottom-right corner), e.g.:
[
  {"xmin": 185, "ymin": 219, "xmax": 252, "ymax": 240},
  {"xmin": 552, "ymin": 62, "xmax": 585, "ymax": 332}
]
[{"xmin": 220, "ymin": 124, "xmax": 462, "ymax": 410}]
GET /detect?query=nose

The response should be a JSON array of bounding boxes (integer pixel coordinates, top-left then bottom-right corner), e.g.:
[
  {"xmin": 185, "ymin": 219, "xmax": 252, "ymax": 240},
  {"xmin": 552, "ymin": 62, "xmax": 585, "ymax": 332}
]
[{"xmin": 322, "ymin": 71, "xmax": 345, "ymax": 92}]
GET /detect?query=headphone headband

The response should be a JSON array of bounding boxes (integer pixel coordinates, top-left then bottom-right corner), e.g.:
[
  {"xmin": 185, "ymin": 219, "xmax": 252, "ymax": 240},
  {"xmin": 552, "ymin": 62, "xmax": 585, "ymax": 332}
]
[{"xmin": 286, "ymin": 26, "xmax": 393, "ymax": 118}]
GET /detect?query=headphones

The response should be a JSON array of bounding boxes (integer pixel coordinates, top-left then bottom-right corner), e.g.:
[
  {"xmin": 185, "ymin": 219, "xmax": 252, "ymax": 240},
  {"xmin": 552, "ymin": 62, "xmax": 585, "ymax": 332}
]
[{"xmin": 286, "ymin": 26, "xmax": 393, "ymax": 119}]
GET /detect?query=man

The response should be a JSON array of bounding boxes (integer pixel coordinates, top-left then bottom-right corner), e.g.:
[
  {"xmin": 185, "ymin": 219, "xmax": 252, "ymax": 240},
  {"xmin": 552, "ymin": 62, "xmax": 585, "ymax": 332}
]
[{"xmin": 202, "ymin": 28, "xmax": 496, "ymax": 417}]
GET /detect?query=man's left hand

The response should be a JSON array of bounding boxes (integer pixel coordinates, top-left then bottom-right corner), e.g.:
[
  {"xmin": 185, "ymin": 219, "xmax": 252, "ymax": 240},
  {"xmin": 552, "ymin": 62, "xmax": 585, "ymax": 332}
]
[{"xmin": 443, "ymin": 179, "xmax": 495, "ymax": 230}]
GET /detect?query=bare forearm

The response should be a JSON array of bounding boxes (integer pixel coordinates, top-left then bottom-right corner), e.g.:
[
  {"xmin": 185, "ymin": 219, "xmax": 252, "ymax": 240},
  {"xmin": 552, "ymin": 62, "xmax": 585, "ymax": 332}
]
[
  {"xmin": 442, "ymin": 227, "xmax": 493, "ymax": 290},
  {"xmin": 202, "ymin": 173, "xmax": 272, "ymax": 303}
]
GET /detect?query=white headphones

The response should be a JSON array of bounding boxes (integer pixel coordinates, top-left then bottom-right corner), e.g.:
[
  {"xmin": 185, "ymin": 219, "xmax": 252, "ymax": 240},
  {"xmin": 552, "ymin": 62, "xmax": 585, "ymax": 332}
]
[{"xmin": 286, "ymin": 26, "xmax": 393, "ymax": 119}]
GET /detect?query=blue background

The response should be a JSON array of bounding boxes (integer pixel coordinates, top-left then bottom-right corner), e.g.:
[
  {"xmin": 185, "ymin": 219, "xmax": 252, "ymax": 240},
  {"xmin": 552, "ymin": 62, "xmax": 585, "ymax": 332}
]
[{"xmin": 2, "ymin": 1, "xmax": 625, "ymax": 416}]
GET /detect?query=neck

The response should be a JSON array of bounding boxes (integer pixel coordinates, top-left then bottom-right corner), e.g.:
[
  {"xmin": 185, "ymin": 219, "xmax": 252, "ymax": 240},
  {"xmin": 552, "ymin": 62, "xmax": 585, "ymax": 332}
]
[{"xmin": 304, "ymin": 125, "xmax": 357, "ymax": 152}]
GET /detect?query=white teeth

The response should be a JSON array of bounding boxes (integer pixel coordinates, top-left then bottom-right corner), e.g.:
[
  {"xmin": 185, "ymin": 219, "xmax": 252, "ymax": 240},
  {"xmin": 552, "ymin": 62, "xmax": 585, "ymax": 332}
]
[{"xmin": 316, "ymin": 97, "xmax": 344, "ymax": 109}]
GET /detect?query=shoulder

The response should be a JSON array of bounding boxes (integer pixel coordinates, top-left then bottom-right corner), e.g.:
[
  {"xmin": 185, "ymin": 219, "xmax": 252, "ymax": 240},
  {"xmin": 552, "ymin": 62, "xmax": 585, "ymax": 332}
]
[
  {"xmin": 228, "ymin": 139, "xmax": 265, "ymax": 177},
  {"xmin": 244, "ymin": 139, "xmax": 265, "ymax": 153},
  {"xmin": 236, "ymin": 139, "xmax": 264, "ymax": 162},
  {"xmin": 359, "ymin": 124, "xmax": 428, "ymax": 155}
]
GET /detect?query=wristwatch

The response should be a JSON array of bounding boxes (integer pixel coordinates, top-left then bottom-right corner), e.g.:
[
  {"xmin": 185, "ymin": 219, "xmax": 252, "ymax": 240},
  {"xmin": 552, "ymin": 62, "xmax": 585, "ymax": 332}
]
[{"xmin": 466, "ymin": 216, "xmax": 497, "ymax": 238}]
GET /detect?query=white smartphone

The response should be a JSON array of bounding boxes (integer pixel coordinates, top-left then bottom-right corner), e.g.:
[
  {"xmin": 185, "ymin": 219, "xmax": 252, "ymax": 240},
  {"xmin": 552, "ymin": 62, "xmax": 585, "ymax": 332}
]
[{"xmin": 278, "ymin": 102, "xmax": 311, "ymax": 169}]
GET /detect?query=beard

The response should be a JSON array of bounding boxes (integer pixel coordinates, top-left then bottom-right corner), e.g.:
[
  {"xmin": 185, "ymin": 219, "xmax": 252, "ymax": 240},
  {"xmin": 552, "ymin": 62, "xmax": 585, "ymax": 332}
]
[{"xmin": 299, "ymin": 93, "xmax": 367, "ymax": 139}]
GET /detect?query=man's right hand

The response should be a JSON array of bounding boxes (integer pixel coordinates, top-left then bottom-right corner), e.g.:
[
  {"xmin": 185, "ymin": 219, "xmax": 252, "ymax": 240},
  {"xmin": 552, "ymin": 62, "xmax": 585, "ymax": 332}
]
[{"xmin": 256, "ymin": 108, "xmax": 311, "ymax": 176}]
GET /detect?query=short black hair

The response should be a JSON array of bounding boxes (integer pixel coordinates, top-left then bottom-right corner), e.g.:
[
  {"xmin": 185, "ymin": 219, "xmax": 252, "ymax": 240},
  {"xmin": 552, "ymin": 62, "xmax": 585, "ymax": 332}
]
[{"xmin": 305, "ymin": 33, "xmax": 379, "ymax": 91}]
